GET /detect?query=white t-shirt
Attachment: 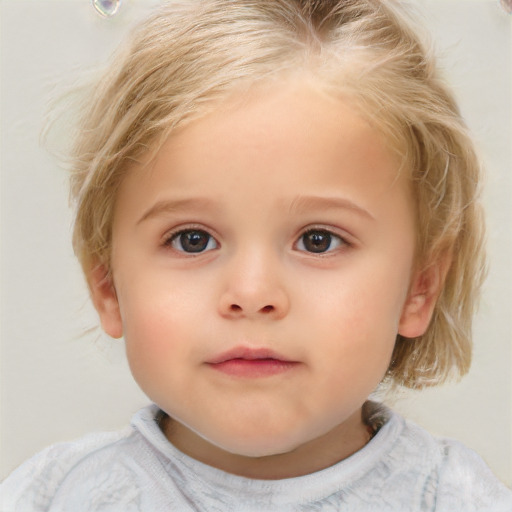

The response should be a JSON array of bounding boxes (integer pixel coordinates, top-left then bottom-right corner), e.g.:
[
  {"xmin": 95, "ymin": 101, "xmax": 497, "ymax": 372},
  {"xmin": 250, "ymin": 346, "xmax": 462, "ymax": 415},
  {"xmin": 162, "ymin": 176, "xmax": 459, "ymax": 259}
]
[{"xmin": 2, "ymin": 403, "xmax": 511, "ymax": 511}]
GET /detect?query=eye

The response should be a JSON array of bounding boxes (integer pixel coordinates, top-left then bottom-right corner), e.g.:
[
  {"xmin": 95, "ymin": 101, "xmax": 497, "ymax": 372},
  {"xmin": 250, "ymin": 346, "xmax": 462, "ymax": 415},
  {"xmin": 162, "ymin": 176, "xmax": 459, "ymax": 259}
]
[
  {"xmin": 296, "ymin": 229, "xmax": 345, "ymax": 254},
  {"xmin": 168, "ymin": 229, "xmax": 218, "ymax": 253}
]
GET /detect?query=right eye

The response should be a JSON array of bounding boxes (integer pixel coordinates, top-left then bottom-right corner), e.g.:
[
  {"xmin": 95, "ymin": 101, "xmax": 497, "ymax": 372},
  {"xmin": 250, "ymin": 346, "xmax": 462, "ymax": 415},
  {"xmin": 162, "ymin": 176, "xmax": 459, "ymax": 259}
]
[{"xmin": 168, "ymin": 229, "xmax": 218, "ymax": 253}]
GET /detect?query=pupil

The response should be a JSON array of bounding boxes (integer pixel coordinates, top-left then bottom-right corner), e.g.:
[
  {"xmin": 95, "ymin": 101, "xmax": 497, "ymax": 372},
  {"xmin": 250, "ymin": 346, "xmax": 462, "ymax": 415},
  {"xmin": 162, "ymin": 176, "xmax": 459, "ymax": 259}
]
[
  {"xmin": 181, "ymin": 231, "xmax": 209, "ymax": 252},
  {"xmin": 304, "ymin": 231, "xmax": 331, "ymax": 253}
]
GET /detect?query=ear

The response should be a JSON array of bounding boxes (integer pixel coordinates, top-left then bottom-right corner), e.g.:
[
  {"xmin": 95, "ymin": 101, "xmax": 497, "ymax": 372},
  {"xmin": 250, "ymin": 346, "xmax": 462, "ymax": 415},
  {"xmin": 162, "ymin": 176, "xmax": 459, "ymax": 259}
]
[
  {"xmin": 87, "ymin": 263, "xmax": 123, "ymax": 339},
  {"xmin": 398, "ymin": 253, "xmax": 451, "ymax": 339}
]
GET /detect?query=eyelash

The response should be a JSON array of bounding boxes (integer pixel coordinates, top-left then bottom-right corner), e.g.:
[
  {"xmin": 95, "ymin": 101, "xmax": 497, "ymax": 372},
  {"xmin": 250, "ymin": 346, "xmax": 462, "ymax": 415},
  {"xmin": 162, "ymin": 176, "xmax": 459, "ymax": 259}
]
[
  {"xmin": 294, "ymin": 228, "xmax": 349, "ymax": 255},
  {"xmin": 164, "ymin": 226, "xmax": 219, "ymax": 254},
  {"xmin": 162, "ymin": 226, "xmax": 350, "ymax": 255}
]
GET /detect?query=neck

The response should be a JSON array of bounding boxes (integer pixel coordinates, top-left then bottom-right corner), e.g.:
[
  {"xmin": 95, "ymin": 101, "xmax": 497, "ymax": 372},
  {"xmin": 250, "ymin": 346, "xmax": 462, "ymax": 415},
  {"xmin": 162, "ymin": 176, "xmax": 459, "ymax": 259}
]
[{"xmin": 161, "ymin": 408, "xmax": 371, "ymax": 480}]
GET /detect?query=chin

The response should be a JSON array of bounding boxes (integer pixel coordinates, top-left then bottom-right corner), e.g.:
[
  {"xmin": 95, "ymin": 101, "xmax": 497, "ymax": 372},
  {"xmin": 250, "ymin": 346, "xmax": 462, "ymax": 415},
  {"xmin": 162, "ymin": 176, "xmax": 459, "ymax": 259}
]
[
  {"xmin": 204, "ymin": 426, "xmax": 309, "ymax": 459},
  {"xmin": 220, "ymin": 440, "xmax": 296, "ymax": 459}
]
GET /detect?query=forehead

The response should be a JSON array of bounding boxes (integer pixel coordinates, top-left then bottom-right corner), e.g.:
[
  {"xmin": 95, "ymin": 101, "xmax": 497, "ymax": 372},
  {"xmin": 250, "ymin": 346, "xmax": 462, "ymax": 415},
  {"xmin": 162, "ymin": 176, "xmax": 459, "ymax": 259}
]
[{"xmin": 115, "ymin": 79, "xmax": 411, "ymax": 224}]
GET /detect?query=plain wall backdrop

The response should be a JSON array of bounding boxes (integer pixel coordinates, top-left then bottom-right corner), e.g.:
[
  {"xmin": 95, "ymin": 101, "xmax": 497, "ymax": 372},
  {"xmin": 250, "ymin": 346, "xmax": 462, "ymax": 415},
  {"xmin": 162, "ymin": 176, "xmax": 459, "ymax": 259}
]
[{"xmin": 1, "ymin": 0, "xmax": 511, "ymax": 485}]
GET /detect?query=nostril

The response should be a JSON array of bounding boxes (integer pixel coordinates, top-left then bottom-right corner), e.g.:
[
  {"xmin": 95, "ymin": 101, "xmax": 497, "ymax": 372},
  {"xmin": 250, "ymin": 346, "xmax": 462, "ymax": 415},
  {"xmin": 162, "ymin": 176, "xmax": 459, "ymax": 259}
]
[{"xmin": 226, "ymin": 303, "xmax": 276, "ymax": 315}]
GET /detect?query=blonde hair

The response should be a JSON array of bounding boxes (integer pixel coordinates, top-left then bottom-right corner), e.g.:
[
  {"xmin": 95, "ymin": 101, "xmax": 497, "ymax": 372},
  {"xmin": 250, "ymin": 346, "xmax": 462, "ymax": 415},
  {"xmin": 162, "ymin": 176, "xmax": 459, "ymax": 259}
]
[{"xmin": 70, "ymin": 0, "xmax": 486, "ymax": 388}]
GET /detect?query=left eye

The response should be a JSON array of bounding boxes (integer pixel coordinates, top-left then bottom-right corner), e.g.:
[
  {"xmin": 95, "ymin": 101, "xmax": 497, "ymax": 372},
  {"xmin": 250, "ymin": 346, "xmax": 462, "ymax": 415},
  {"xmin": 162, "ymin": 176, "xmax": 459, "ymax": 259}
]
[
  {"xmin": 169, "ymin": 229, "xmax": 218, "ymax": 253},
  {"xmin": 296, "ymin": 229, "xmax": 345, "ymax": 254}
]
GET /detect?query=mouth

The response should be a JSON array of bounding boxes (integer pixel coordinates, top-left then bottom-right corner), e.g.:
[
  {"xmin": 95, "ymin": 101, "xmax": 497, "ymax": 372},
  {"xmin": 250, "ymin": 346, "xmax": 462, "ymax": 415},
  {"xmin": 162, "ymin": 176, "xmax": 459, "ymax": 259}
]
[{"xmin": 206, "ymin": 347, "xmax": 300, "ymax": 378}]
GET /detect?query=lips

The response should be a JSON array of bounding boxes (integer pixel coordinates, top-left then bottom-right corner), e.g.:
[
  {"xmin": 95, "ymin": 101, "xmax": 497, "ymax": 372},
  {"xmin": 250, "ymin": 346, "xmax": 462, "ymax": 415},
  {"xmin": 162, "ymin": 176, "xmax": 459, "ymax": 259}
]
[{"xmin": 206, "ymin": 347, "xmax": 300, "ymax": 377}]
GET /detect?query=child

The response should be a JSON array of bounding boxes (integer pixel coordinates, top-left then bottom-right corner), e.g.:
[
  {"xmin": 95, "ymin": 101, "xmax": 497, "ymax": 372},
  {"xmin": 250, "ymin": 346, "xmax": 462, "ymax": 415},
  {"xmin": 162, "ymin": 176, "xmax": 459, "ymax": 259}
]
[{"xmin": 2, "ymin": 0, "xmax": 511, "ymax": 510}]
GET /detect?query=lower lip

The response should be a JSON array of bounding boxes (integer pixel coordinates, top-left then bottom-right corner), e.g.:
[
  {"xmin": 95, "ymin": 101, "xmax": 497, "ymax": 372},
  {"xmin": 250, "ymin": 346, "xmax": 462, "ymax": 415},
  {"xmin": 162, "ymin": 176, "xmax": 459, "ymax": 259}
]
[{"xmin": 208, "ymin": 358, "xmax": 299, "ymax": 377}]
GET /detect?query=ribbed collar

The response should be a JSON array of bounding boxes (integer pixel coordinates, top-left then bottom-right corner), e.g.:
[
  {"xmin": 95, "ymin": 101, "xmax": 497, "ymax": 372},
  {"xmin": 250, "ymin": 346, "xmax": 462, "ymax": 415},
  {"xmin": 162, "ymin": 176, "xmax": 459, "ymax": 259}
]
[{"xmin": 131, "ymin": 403, "xmax": 404, "ymax": 508}]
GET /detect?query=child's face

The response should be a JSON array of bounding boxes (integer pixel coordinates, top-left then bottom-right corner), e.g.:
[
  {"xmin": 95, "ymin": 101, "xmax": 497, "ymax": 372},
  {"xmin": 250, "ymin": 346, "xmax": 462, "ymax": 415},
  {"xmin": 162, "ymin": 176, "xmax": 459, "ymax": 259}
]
[{"xmin": 93, "ymin": 79, "xmax": 433, "ymax": 476}]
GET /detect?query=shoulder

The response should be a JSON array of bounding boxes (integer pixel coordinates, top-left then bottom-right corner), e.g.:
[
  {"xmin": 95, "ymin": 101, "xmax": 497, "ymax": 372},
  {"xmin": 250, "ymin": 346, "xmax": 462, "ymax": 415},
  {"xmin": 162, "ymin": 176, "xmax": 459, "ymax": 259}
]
[
  {"xmin": 434, "ymin": 437, "xmax": 512, "ymax": 511},
  {"xmin": 0, "ymin": 415, "xmax": 148, "ymax": 512},
  {"xmin": 390, "ymin": 412, "xmax": 512, "ymax": 511}
]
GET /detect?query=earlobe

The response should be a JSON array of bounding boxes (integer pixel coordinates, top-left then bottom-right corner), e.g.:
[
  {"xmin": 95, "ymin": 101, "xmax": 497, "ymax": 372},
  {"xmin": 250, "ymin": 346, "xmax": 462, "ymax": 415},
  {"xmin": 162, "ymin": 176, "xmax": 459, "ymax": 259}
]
[
  {"xmin": 88, "ymin": 263, "xmax": 123, "ymax": 339},
  {"xmin": 398, "ymin": 254, "xmax": 451, "ymax": 339}
]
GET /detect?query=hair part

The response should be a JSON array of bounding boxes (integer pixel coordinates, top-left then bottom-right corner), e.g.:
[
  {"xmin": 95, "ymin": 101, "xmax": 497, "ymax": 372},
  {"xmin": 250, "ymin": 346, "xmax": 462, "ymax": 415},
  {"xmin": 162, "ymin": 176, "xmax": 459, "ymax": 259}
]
[{"xmin": 69, "ymin": 0, "xmax": 486, "ymax": 388}]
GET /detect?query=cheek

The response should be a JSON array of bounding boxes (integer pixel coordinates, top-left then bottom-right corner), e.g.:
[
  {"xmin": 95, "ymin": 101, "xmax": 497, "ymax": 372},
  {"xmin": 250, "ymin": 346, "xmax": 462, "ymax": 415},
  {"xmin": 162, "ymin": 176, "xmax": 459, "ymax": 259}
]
[
  {"xmin": 302, "ymin": 257, "xmax": 410, "ymax": 374},
  {"xmin": 116, "ymin": 281, "xmax": 196, "ymax": 381},
  {"xmin": 306, "ymin": 260, "xmax": 409, "ymax": 333}
]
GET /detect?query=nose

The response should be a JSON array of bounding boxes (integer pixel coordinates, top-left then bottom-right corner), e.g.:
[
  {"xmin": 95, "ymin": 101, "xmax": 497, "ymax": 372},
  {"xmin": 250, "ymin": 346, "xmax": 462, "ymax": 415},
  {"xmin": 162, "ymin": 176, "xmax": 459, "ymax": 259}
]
[{"xmin": 217, "ymin": 247, "xmax": 290, "ymax": 320}]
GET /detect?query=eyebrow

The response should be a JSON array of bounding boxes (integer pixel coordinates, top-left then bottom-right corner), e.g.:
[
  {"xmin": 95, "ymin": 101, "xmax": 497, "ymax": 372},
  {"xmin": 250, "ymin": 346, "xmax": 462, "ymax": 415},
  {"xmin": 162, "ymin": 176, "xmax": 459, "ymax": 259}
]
[
  {"xmin": 288, "ymin": 195, "xmax": 375, "ymax": 221},
  {"xmin": 138, "ymin": 195, "xmax": 374, "ymax": 224},
  {"xmin": 137, "ymin": 197, "xmax": 218, "ymax": 224}
]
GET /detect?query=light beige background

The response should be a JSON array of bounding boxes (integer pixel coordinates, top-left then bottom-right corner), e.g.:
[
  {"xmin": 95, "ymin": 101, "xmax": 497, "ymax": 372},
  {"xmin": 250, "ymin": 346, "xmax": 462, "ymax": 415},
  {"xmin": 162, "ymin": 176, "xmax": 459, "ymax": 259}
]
[{"xmin": 1, "ymin": 0, "xmax": 511, "ymax": 485}]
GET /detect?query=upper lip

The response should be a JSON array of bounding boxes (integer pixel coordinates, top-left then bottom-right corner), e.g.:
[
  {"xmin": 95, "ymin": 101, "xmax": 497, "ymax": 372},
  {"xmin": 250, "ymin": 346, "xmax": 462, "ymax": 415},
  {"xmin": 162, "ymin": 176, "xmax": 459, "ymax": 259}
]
[{"xmin": 207, "ymin": 346, "xmax": 294, "ymax": 364}]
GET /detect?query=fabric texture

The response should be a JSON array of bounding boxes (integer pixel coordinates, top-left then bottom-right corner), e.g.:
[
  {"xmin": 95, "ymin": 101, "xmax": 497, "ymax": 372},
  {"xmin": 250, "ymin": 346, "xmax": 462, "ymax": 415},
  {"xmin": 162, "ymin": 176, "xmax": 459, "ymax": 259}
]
[{"xmin": 2, "ymin": 404, "xmax": 511, "ymax": 511}]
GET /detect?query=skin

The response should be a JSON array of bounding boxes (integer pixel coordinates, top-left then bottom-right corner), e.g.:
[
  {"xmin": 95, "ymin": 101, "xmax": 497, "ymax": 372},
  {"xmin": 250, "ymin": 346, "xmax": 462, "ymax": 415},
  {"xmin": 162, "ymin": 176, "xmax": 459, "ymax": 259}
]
[{"xmin": 90, "ymin": 79, "xmax": 441, "ymax": 479}]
